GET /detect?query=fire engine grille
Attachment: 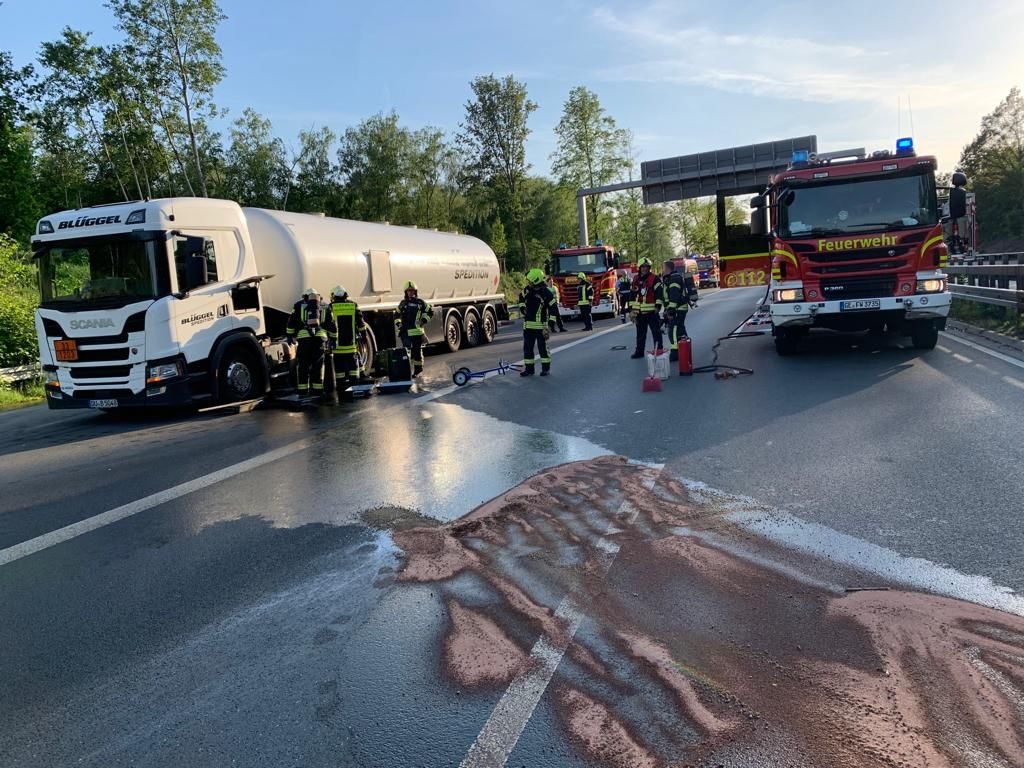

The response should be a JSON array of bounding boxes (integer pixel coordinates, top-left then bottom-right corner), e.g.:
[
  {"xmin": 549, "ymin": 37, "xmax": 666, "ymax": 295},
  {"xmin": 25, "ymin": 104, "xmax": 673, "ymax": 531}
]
[{"xmin": 820, "ymin": 276, "xmax": 897, "ymax": 300}]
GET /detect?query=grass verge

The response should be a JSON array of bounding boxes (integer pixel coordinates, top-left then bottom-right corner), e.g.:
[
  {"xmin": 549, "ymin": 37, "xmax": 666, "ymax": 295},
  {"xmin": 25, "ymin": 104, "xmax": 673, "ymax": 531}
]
[
  {"xmin": 0, "ymin": 378, "xmax": 45, "ymax": 411},
  {"xmin": 950, "ymin": 299, "xmax": 1023, "ymax": 339}
]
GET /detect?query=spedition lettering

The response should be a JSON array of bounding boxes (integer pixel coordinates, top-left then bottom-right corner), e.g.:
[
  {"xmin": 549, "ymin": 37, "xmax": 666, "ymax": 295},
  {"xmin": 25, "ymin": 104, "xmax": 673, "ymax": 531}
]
[
  {"xmin": 57, "ymin": 215, "xmax": 122, "ymax": 230},
  {"xmin": 818, "ymin": 234, "xmax": 897, "ymax": 252}
]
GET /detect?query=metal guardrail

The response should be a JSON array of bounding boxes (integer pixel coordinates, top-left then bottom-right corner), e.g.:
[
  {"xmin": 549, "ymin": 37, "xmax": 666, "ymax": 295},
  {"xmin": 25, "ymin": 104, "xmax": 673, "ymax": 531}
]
[
  {"xmin": 945, "ymin": 255, "xmax": 1024, "ymax": 312},
  {"xmin": 0, "ymin": 364, "xmax": 40, "ymax": 385}
]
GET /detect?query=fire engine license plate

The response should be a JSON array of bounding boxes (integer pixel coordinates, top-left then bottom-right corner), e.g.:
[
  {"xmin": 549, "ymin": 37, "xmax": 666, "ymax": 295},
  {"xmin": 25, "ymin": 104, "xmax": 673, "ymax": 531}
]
[
  {"xmin": 840, "ymin": 299, "xmax": 881, "ymax": 311},
  {"xmin": 88, "ymin": 399, "xmax": 118, "ymax": 409}
]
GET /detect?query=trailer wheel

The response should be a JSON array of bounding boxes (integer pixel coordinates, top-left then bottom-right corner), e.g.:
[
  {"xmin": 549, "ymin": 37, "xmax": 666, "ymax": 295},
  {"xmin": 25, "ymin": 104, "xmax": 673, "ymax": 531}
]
[
  {"xmin": 444, "ymin": 311, "xmax": 463, "ymax": 353},
  {"xmin": 481, "ymin": 307, "xmax": 497, "ymax": 344},
  {"xmin": 911, "ymin": 321, "xmax": 938, "ymax": 350},
  {"xmin": 218, "ymin": 346, "xmax": 261, "ymax": 403},
  {"xmin": 463, "ymin": 309, "xmax": 481, "ymax": 347}
]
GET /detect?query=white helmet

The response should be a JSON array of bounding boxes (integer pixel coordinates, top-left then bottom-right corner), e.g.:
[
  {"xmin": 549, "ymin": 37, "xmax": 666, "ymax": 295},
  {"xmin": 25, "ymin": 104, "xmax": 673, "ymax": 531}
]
[
  {"xmin": 303, "ymin": 287, "xmax": 317, "ymax": 297},
  {"xmin": 331, "ymin": 285, "xmax": 347, "ymax": 298}
]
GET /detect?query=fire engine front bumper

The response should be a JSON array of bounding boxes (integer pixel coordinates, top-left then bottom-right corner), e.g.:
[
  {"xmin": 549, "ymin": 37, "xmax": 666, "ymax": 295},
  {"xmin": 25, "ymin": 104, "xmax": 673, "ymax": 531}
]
[{"xmin": 771, "ymin": 292, "xmax": 951, "ymax": 329}]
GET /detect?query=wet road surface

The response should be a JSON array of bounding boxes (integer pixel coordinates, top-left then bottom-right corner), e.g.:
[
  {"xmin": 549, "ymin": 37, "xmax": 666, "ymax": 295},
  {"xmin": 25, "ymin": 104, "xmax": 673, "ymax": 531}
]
[{"xmin": 2, "ymin": 288, "xmax": 1023, "ymax": 767}]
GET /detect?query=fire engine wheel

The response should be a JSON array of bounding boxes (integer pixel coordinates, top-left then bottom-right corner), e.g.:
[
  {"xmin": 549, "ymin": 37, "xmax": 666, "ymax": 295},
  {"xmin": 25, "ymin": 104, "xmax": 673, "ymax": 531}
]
[
  {"xmin": 774, "ymin": 329, "xmax": 800, "ymax": 357},
  {"xmin": 911, "ymin": 322, "xmax": 939, "ymax": 350},
  {"xmin": 218, "ymin": 347, "xmax": 260, "ymax": 403},
  {"xmin": 463, "ymin": 309, "xmax": 481, "ymax": 348},
  {"xmin": 481, "ymin": 307, "xmax": 497, "ymax": 344}
]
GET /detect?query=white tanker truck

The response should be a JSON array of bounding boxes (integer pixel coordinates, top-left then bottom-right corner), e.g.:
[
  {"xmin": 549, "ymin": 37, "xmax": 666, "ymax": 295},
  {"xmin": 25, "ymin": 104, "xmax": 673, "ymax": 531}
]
[{"xmin": 31, "ymin": 197, "xmax": 507, "ymax": 410}]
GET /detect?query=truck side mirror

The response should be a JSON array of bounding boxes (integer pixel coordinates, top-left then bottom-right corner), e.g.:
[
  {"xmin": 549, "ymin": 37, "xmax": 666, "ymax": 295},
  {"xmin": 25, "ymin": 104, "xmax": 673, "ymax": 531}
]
[
  {"xmin": 750, "ymin": 194, "xmax": 766, "ymax": 209},
  {"xmin": 610, "ymin": 253, "xmax": 620, "ymax": 269},
  {"xmin": 184, "ymin": 236, "xmax": 209, "ymax": 289},
  {"xmin": 750, "ymin": 207, "xmax": 768, "ymax": 236},
  {"xmin": 949, "ymin": 186, "xmax": 967, "ymax": 220}
]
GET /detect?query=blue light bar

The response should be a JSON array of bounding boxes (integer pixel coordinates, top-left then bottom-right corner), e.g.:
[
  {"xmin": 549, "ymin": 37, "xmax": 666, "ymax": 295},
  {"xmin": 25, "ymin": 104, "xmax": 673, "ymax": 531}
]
[
  {"xmin": 791, "ymin": 149, "xmax": 809, "ymax": 165},
  {"xmin": 595, "ymin": 239, "xmax": 603, "ymax": 246},
  {"xmin": 896, "ymin": 137, "xmax": 914, "ymax": 154}
]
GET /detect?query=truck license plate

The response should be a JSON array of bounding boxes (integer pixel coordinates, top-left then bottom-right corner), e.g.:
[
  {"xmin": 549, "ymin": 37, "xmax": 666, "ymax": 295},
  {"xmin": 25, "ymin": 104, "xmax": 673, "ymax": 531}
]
[
  {"xmin": 840, "ymin": 299, "xmax": 881, "ymax": 311},
  {"xmin": 88, "ymin": 399, "xmax": 118, "ymax": 409}
]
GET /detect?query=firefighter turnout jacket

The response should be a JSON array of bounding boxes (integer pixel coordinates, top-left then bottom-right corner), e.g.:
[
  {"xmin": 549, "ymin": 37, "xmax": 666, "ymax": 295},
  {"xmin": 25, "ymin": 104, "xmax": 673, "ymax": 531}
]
[
  {"xmin": 519, "ymin": 284, "xmax": 554, "ymax": 329},
  {"xmin": 287, "ymin": 297, "xmax": 335, "ymax": 341},
  {"xmin": 398, "ymin": 297, "xmax": 433, "ymax": 337},
  {"xmin": 630, "ymin": 272, "xmax": 663, "ymax": 314}
]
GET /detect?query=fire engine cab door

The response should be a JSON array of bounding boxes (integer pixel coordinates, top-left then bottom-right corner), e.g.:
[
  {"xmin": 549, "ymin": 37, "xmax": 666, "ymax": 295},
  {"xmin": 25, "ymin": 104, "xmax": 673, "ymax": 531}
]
[{"xmin": 718, "ymin": 225, "xmax": 770, "ymax": 290}]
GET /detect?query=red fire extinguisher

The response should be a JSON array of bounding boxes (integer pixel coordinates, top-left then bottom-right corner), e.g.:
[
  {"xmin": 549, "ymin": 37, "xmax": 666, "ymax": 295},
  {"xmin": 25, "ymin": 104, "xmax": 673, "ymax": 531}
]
[{"xmin": 678, "ymin": 336, "xmax": 693, "ymax": 376}]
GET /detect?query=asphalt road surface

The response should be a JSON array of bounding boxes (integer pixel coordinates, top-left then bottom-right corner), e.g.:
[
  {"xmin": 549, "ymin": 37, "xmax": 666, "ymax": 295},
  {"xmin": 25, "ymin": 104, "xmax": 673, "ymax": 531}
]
[{"xmin": 2, "ymin": 288, "xmax": 1023, "ymax": 767}]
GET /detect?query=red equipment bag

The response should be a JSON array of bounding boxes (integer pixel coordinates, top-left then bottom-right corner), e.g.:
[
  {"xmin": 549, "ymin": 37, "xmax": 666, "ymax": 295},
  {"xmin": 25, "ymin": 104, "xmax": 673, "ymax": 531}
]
[{"xmin": 678, "ymin": 336, "xmax": 693, "ymax": 376}]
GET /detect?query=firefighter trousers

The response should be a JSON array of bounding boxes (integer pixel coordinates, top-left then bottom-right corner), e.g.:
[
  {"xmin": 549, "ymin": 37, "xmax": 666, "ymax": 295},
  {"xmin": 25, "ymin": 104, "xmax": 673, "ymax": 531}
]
[
  {"xmin": 665, "ymin": 310, "xmax": 688, "ymax": 350},
  {"xmin": 634, "ymin": 312, "xmax": 663, "ymax": 354},
  {"xmin": 333, "ymin": 351, "xmax": 360, "ymax": 386},
  {"xmin": 523, "ymin": 329, "xmax": 550, "ymax": 373},
  {"xmin": 296, "ymin": 338, "xmax": 325, "ymax": 393},
  {"xmin": 548, "ymin": 304, "xmax": 565, "ymax": 332},
  {"xmin": 580, "ymin": 305, "xmax": 593, "ymax": 330},
  {"xmin": 402, "ymin": 332, "xmax": 425, "ymax": 374}
]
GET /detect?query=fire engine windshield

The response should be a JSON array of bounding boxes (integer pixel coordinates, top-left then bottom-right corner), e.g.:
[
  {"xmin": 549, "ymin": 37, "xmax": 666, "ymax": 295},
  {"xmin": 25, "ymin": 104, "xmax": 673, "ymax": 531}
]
[
  {"xmin": 36, "ymin": 235, "xmax": 171, "ymax": 310},
  {"xmin": 778, "ymin": 170, "xmax": 938, "ymax": 238},
  {"xmin": 552, "ymin": 251, "xmax": 608, "ymax": 275}
]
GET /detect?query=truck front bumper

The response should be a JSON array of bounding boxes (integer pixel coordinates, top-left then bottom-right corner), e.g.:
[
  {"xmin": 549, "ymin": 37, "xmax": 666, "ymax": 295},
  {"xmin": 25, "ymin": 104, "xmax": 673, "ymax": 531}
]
[
  {"xmin": 44, "ymin": 376, "xmax": 193, "ymax": 410},
  {"xmin": 771, "ymin": 292, "xmax": 951, "ymax": 328}
]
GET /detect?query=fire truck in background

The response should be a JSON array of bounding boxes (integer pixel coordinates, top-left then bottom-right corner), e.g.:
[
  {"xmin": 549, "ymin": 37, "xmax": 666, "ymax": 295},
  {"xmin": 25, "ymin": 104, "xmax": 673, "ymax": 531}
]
[
  {"xmin": 749, "ymin": 137, "xmax": 954, "ymax": 355},
  {"xmin": 694, "ymin": 254, "xmax": 720, "ymax": 287},
  {"xmin": 547, "ymin": 242, "xmax": 622, "ymax": 317}
]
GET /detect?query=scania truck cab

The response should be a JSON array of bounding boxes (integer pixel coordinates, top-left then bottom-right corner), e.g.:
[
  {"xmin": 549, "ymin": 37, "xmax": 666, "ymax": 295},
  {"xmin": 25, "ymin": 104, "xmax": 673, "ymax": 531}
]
[{"xmin": 750, "ymin": 139, "xmax": 953, "ymax": 355}]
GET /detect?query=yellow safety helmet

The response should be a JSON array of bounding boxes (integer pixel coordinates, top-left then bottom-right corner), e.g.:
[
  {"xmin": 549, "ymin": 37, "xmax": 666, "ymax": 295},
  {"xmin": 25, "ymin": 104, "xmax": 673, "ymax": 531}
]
[
  {"xmin": 637, "ymin": 258, "xmax": 652, "ymax": 268},
  {"xmin": 526, "ymin": 268, "xmax": 545, "ymax": 284},
  {"xmin": 403, "ymin": 280, "xmax": 417, "ymax": 291},
  {"xmin": 577, "ymin": 272, "xmax": 587, "ymax": 280}
]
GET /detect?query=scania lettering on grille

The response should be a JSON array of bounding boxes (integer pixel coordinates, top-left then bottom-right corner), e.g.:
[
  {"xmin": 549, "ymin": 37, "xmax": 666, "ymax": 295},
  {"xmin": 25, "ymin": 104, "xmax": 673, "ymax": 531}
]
[{"xmin": 69, "ymin": 318, "xmax": 116, "ymax": 329}]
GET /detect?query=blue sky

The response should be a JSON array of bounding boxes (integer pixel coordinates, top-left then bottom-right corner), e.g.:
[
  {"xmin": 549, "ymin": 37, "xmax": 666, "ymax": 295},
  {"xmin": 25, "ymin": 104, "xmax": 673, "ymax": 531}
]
[{"xmin": 3, "ymin": 0, "xmax": 1021, "ymax": 176}]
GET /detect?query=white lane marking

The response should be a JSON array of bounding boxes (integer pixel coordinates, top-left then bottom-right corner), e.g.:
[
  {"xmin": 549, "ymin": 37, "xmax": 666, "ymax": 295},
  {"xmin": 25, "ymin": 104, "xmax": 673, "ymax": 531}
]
[
  {"xmin": 417, "ymin": 322, "xmax": 629, "ymax": 404},
  {"xmin": 459, "ymin": 469, "xmax": 661, "ymax": 768},
  {"xmin": 0, "ymin": 437, "xmax": 313, "ymax": 567},
  {"xmin": 952, "ymin": 353, "xmax": 973, "ymax": 364},
  {"xmin": 1003, "ymin": 375, "xmax": 1024, "ymax": 391},
  {"xmin": 939, "ymin": 331, "xmax": 1024, "ymax": 371}
]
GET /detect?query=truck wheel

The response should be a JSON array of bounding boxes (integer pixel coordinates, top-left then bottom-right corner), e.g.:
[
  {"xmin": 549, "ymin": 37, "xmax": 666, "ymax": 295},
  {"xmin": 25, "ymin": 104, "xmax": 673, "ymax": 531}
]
[
  {"xmin": 444, "ymin": 312, "xmax": 462, "ymax": 353},
  {"xmin": 481, "ymin": 307, "xmax": 497, "ymax": 344},
  {"xmin": 463, "ymin": 309, "xmax": 481, "ymax": 347},
  {"xmin": 358, "ymin": 327, "xmax": 377, "ymax": 375},
  {"xmin": 774, "ymin": 328, "xmax": 800, "ymax": 356},
  {"xmin": 911, "ymin": 322, "xmax": 939, "ymax": 350},
  {"xmin": 218, "ymin": 346, "xmax": 261, "ymax": 403}
]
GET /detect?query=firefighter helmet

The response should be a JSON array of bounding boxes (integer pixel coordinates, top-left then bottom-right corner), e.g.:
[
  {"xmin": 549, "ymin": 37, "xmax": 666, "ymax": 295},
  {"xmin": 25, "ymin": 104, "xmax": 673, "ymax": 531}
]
[
  {"xmin": 331, "ymin": 285, "xmax": 347, "ymax": 298},
  {"xmin": 303, "ymin": 287, "xmax": 317, "ymax": 297},
  {"xmin": 637, "ymin": 258, "xmax": 652, "ymax": 268},
  {"xmin": 526, "ymin": 268, "xmax": 545, "ymax": 284},
  {"xmin": 403, "ymin": 280, "xmax": 418, "ymax": 291},
  {"xmin": 577, "ymin": 272, "xmax": 587, "ymax": 280}
]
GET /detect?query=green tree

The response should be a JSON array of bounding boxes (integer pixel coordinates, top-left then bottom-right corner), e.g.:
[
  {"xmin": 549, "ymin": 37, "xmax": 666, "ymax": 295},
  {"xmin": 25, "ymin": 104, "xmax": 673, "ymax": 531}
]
[
  {"xmin": 338, "ymin": 111, "xmax": 413, "ymax": 223},
  {"xmin": 109, "ymin": 0, "xmax": 226, "ymax": 197},
  {"xmin": 0, "ymin": 233, "xmax": 38, "ymax": 366},
  {"xmin": 290, "ymin": 126, "xmax": 339, "ymax": 214},
  {"xmin": 550, "ymin": 86, "xmax": 630, "ymax": 243},
  {"xmin": 458, "ymin": 74, "xmax": 537, "ymax": 269},
  {"xmin": 223, "ymin": 108, "xmax": 288, "ymax": 208},
  {"xmin": 0, "ymin": 50, "xmax": 39, "ymax": 240},
  {"xmin": 959, "ymin": 87, "xmax": 1024, "ymax": 248},
  {"xmin": 488, "ymin": 217, "xmax": 508, "ymax": 260}
]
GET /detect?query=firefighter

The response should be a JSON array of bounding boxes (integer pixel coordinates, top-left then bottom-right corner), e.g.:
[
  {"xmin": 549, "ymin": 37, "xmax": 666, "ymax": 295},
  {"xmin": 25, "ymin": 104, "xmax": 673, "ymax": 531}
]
[
  {"xmin": 286, "ymin": 288, "xmax": 335, "ymax": 398},
  {"xmin": 616, "ymin": 271, "xmax": 633, "ymax": 324},
  {"xmin": 661, "ymin": 260, "xmax": 698, "ymax": 362},
  {"xmin": 519, "ymin": 268, "xmax": 553, "ymax": 376},
  {"xmin": 576, "ymin": 272, "xmax": 594, "ymax": 331},
  {"xmin": 629, "ymin": 258, "xmax": 663, "ymax": 359},
  {"xmin": 546, "ymin": 276, "xmax": 566, "ymax": 333},
  {"xmin": 397, "ymin": 280, "xmax": 433, "ymax": 376},
  {"xmin": 328, "ymin": 285, "xmax": 367, "ymax": 391}
]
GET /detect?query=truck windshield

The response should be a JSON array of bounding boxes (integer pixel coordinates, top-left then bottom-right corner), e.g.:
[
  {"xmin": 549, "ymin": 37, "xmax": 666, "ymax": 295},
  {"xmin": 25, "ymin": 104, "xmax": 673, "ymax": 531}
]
[
  {"xmin": 696, "ymin": 257, "xmax": 715, "ymax": 270},
  {"xmin": 37, "ymin": 235, "xmax": 170, "ymax": 310},
  {"xmin": 778, "ymin": 171, "xmax": 938, "ymax": 238},
  {"xmin": 553, "ymin": 251, "xmax": 608, "ymax": 274}
]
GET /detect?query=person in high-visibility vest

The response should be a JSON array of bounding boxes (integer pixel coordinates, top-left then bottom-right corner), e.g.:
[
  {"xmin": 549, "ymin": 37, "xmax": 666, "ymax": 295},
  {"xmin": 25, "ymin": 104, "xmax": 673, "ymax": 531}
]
[
  {"xmin": 328, "ymin": 285, "xmax": 367, "ymax": 390},
  {"xmin": 616, "ymin": 271, "xmax": 633, "ymax": 324},
  {"xmin": 576, "ymin": 272, "xmax": 594, "ymax": 331},
  {"xmin": 397, "ymin": 281, "xmax": 434, "ymax": 376},
  {"xmin": 661, "ymin": 260, "xmax": 698, "ymax": 362},
  {"xmin": 546, "ymin": 276, "xmax": 566, "ymax": 333},
  {"xmin": 519, "ymin": 268, "xmax": 553, "ymax": 376},
  {"xmin": 286, "ymin": 288, "xmax": 335, "ymax": 397},
  {"xmin": 629, "ymin": 259, "xmax": 663, "ymax": 358}
]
